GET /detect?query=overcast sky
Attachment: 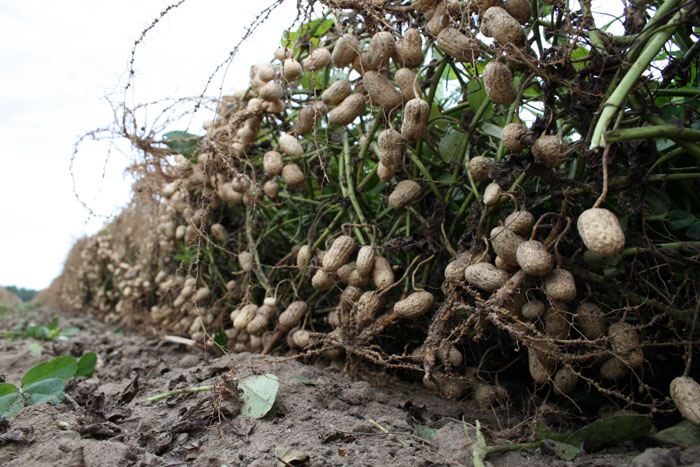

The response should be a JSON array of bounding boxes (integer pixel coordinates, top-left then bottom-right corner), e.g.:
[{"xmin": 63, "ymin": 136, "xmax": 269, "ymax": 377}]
[{"xmin": 0, "ymin": 0, "xmax": 299, "ymax": 290}]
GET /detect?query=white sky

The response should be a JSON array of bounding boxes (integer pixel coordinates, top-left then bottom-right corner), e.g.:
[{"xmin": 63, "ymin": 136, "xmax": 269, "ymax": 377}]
[{"xmin": 0, "ymin": 0, "xmax": 299, "ymax": 290}]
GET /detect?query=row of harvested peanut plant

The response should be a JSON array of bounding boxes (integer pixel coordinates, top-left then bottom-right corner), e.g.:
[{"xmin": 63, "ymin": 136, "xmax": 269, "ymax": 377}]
[{"xmin": 52, "ymin": 0, "xmax": 700, "ymax": 423}]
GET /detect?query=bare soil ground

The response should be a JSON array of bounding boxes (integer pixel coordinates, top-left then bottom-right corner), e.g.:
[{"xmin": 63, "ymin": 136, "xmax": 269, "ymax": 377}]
[{"xmin": 1, "ymin": 306, "xmax": 697, "ymax": 466}]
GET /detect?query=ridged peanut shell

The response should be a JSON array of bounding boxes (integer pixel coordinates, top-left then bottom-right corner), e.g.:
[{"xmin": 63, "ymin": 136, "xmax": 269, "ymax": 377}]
[
  {"xmin": 543, "ymin": 268, "xmax": 577, "ymax": 303},
  {"xmin": 544, "ymin": 302, "xmax": 570, "ymax": 339},
  {"xmin": 436, "ymin": 28, "xmax": 482, "ymax": 62},
  {"xmin": 372, "ymin": 255, "xmax": 395, "ymax": 289},
  {"xmin": 312, "ymin": 269, "xmax": 335, "ymax": 291},
  {"xmin": 322, "ymin": 80, "xmax": 352, "ymax": 106},
  {"xmin": 670, "ymin": 377, "xmax": 700, "ymax": 427},
  {"xmin": 482, "ymin": 7, "xmax": 525, "ymax": 44},
  {"xmin": 401, "ymin": 98, "xmax": 430, "ymax": 143},
  {"xmin": 365, "ymin": 31, "xmax": 395, "ymax": 70},
  {"xmin": 600, "ymin": 357, "xmax": 628, "ymax": 380},
  {"xmin": 553, "ymin": 367, "xmax": 577, "ymax": 395},
  {"xmin": 282, "ymin": 163, "xmax": 305, "ymax": 188},
  {"xmin": 279, "ymin": 134, "xmax": 303, "ymax": 158},
  {"xmin": 295, "ymin": 102, "xmax": 327, "ymax": 136},
  {"xmin": 246, "ymin": 314, "xmax": 269, "ymax": 336},
  {"xmin": 425, "ymin": 2, "xmax": 449, "ymax": 36},
  {"xmin": 377, "ymin": 162, "xmax": 395, "ymax": 182},
  {"xmin": 504, "ymin": 0, "xmax": 531, "ymax": 24},
  {"xmin": 281, "ymin": 58, "xmax": 303, "ymax": 81},
  {"xmin": 394, "ymin": 67, "xmax": 419, "ymax": 100},
  {"xmin": 469, "ymin": 156, "xmax": 492, "ymax": 182},
  {"xmin": 302, "ymin": 47, "xmax": 331, "ymax": 71},
  {"xmin": 388, "ymin": 180, "xmax": 422, "ymax": 209},
  {"xmin": 395, "ymin": 291, "xmax": 435, "ymax": 319},
  {"xmin": 516, "ymin": 240, "xmax": 553, "ymax": 276},
  {"xmin": 483, "ymin": 61, "xmax": 517, "ymax": 105},
  {"xmin": 490, "ymin": 225, "xmax": 525, "ymax": 266},
  {"xmin": 322, "ymin": 235, "xmax": 356, "ymax": 272},
  {"xmin": 394, "ymin": 28, "xmax": 424, "ymax": 68},
  {"xmin": 336, "ymin": 264, "xmax": 354, "ymax": 284},
  {"xmin": 575, "ymin": 302, "xmax": 606, "ymax": 339},
  {"xmin": 296, "ymin": 245, "xmax": 311, "ymax": 268},
  {"xmin": 464, "ymin": 262, "xmax": 510, "ymax": 291},
  {"xmin": 483, "ymin": 182, "xmax": 502, "ymax": 206},
  {"xmin": 444, "ymin": 250, "xmax": 488, "ymax": 282},
  {"xmin": 363, "ymin": 71, "xmax": 402, "ymax": 110},
  {"xmin": 501, "ymin": 123, "xmax": 528, "ymax": 151},
  {"xmin": 577, "ymin": 208, "xmax": 625, "ymax": 257},
  {"xmin": 332, "ymin": 34, "xmax": 360, "ymax": 68},
  {"xmin": 378, "ymin": 128, "xmax": 403, "ymax": 169},
  {"xmin": 504, "ymin": 210, "xmax": 534, "ymax": 235},
  {"xmin": 329, "ymin": 94, "xmax": 367, "ymax": 125},
  {"xmin": 233, "ymin": 304, "xmax": 258, "ymax": 330},
  {"xmin": 355, "ymin": 246, "xmax": 375, "ymax": 277},
  {"xmin": 354, "ymin": 291, "xmax": 383, "ymax": 327},
  {"xmin": 259, "ymin": 81, "xmax": 284, "ymax": 102},
  {"xmin": 521, "ymin": 300, "xmax": 545, "ymax": 320},
  {"xmin": 278, "ymin": 301, "xmax": 307, "ymax": 331},
  {"xmin": 532, "ymin": 135, "xmax": 569, "ymax": 168},
  {"xmin": 529, "ymin": 349, "xmax": 553, "ymax": 384},
  {"xmin": 412, "ymin": 0, "xmax": 441, "ymax": 12},
  {"xmin": 608, "ymin": 321, "xmax": 643, "ymax": 368}
]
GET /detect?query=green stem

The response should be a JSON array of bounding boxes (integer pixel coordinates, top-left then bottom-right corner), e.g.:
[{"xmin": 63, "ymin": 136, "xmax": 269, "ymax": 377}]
[
  {"xmin": 144, "ymin": 385, "xmax": 215, "ymax": 402},
  {"xmin": 622, "ymin": 241, "xmax": 700, "ymax": 256},
  {"xmin": 343, "ymin": 131, "xmax": 369, "ymax": 244},
  {"xmin": 409, "ymin": 151, "xmax": 444, "ymax": 204},
  {"xmin": 590, "ymin": 1, "xmax": 685, "ymax": 149},
  {"xmin": 605, "ymin": 125, "xmax": 700, "ymax": 143},
  {"xmin": 356, "ymin": 116, "xmax": 382, "ymax": 186}
]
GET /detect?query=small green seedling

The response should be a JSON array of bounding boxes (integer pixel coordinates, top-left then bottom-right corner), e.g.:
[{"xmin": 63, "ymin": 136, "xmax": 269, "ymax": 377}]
[
  {"xmin": 0, "ymin": 352, "xmax": 97, "ymax": 418},
  {"xmin": 2, "ymin": 317, "xmax": 79, "ymax": 341}
]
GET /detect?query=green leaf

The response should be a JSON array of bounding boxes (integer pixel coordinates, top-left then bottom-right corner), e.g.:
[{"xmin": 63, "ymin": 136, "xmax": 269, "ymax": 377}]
[
  {"xmin": 28, "ymin": 342, "xmax": 43, "ymax": 357},
  {"xmin": 0, "ymin": 383, "xmax": 23, "ymax": 418},
  {"xmin": 415, "ymin": 424, "xmax": 437, "ymax": 440},
  {"xmin": 21, "ymin": 356, "xmax": 77, "ymax": 388},
  {"xmin": 292, "ymin": 376, "xmax": 316, "ymax": 386},
  {"xmin": 667, "ymin": 210, "xmax": 696, "ymax": 230},
  {"xmin": 238, "ymin": 373, "xmax": 279, "ymax": 419},
  {"xmin": 76, "ymin": 352, "xmax": 97, "ymax": 378},
  {"xmin": 274, "ymin": 446, "xmax": 310, "ymax": 466},
  {"xmin": 163, "ymin": 130, "xmax": 201, "ymax": 159},
  {"xmin": 541, "ymin": 439, "xmax": 580, "ymax": 461},
  {"xmin": 535, "ymin": 421, "xmax": 570, "ymax": 442},
  {"xmin": 467, "ymin": 78, "xmax": 485, "ymax": 114},
  {"xmin": 23, "ymin": 378, "xmax": 65, "ymax": 406},
  {"xmin": 686, "ymin": 220, "xmax": 700, "ymax": 240},
  {"xmin": 438, "ymin": 128, "xmax": 465, "ymax": 163},
  {"xmin": 564, "ymin": 415, "xmax": 652, "ymax": 452},
  {"xmin": 213, "ymin": 328, "xmax": 228, "ymax": 350},
  {"xmin": 655, "ymin": 420, "xmax": 700, "ymax": 447}
]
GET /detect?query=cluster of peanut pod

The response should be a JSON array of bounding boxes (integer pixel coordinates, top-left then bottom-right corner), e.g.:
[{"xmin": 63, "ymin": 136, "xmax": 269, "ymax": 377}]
[{"xmin": 50, "ymin": 0, "xmax": 700, "ymax": 420}]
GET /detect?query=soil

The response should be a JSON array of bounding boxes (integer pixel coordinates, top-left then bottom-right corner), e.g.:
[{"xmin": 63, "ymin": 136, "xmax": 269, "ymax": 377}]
[{"xmin": 1, "ymin": 306, "xmax": 697, "ymax": 467}]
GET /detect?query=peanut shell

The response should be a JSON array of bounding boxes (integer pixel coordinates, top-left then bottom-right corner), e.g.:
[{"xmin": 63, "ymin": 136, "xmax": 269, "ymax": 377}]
[
  {"xmin": 464, "ymin": 262, "xmax": 510, "ymax": 291},
  {"xmin": 363, "ymin": 71, "xmax": 402, "ymax": 110},
  {"xmin": 388, "ymin": 180, "xmax": 422, "ymax": 209},
  {"xmin": 483, "ymin": 61, "xmax": 517, "ymax": 105},
  {"xmin": 332, "ymin": 34, "xmax": 360, "ymax": 68},
  {"xmin": 543, "ymin": 268, "xmax": 577, "ymax": 303},
  {"xmin": 330, "ymin": 94, "xmax": 367, "ymax": 125},
  {"xmin": 401, "ymin": 98, "xmax": 430, "ymax": 142},
  {"xmin": 577, "ymin": 208, "xmax": 625, "ymax": 257},
  {"xmin": 516, "ymin": 240, "xmax": 553, "ymax": 276},
  {"xmin": 394, "ymin": 291, "xmax": 435, "ymax": 319}
]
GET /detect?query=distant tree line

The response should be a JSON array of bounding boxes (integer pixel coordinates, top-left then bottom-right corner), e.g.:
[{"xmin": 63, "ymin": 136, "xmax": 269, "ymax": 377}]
[{"xmin": 3, "ymin": 286, "xmax": 38, "ymax": 302}]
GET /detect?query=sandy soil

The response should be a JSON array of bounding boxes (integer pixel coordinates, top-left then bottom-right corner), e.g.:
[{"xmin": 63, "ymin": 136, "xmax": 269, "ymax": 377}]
[{"xmin": 1, "ymin": 306, "xmax": 697, "ymax": 466}]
